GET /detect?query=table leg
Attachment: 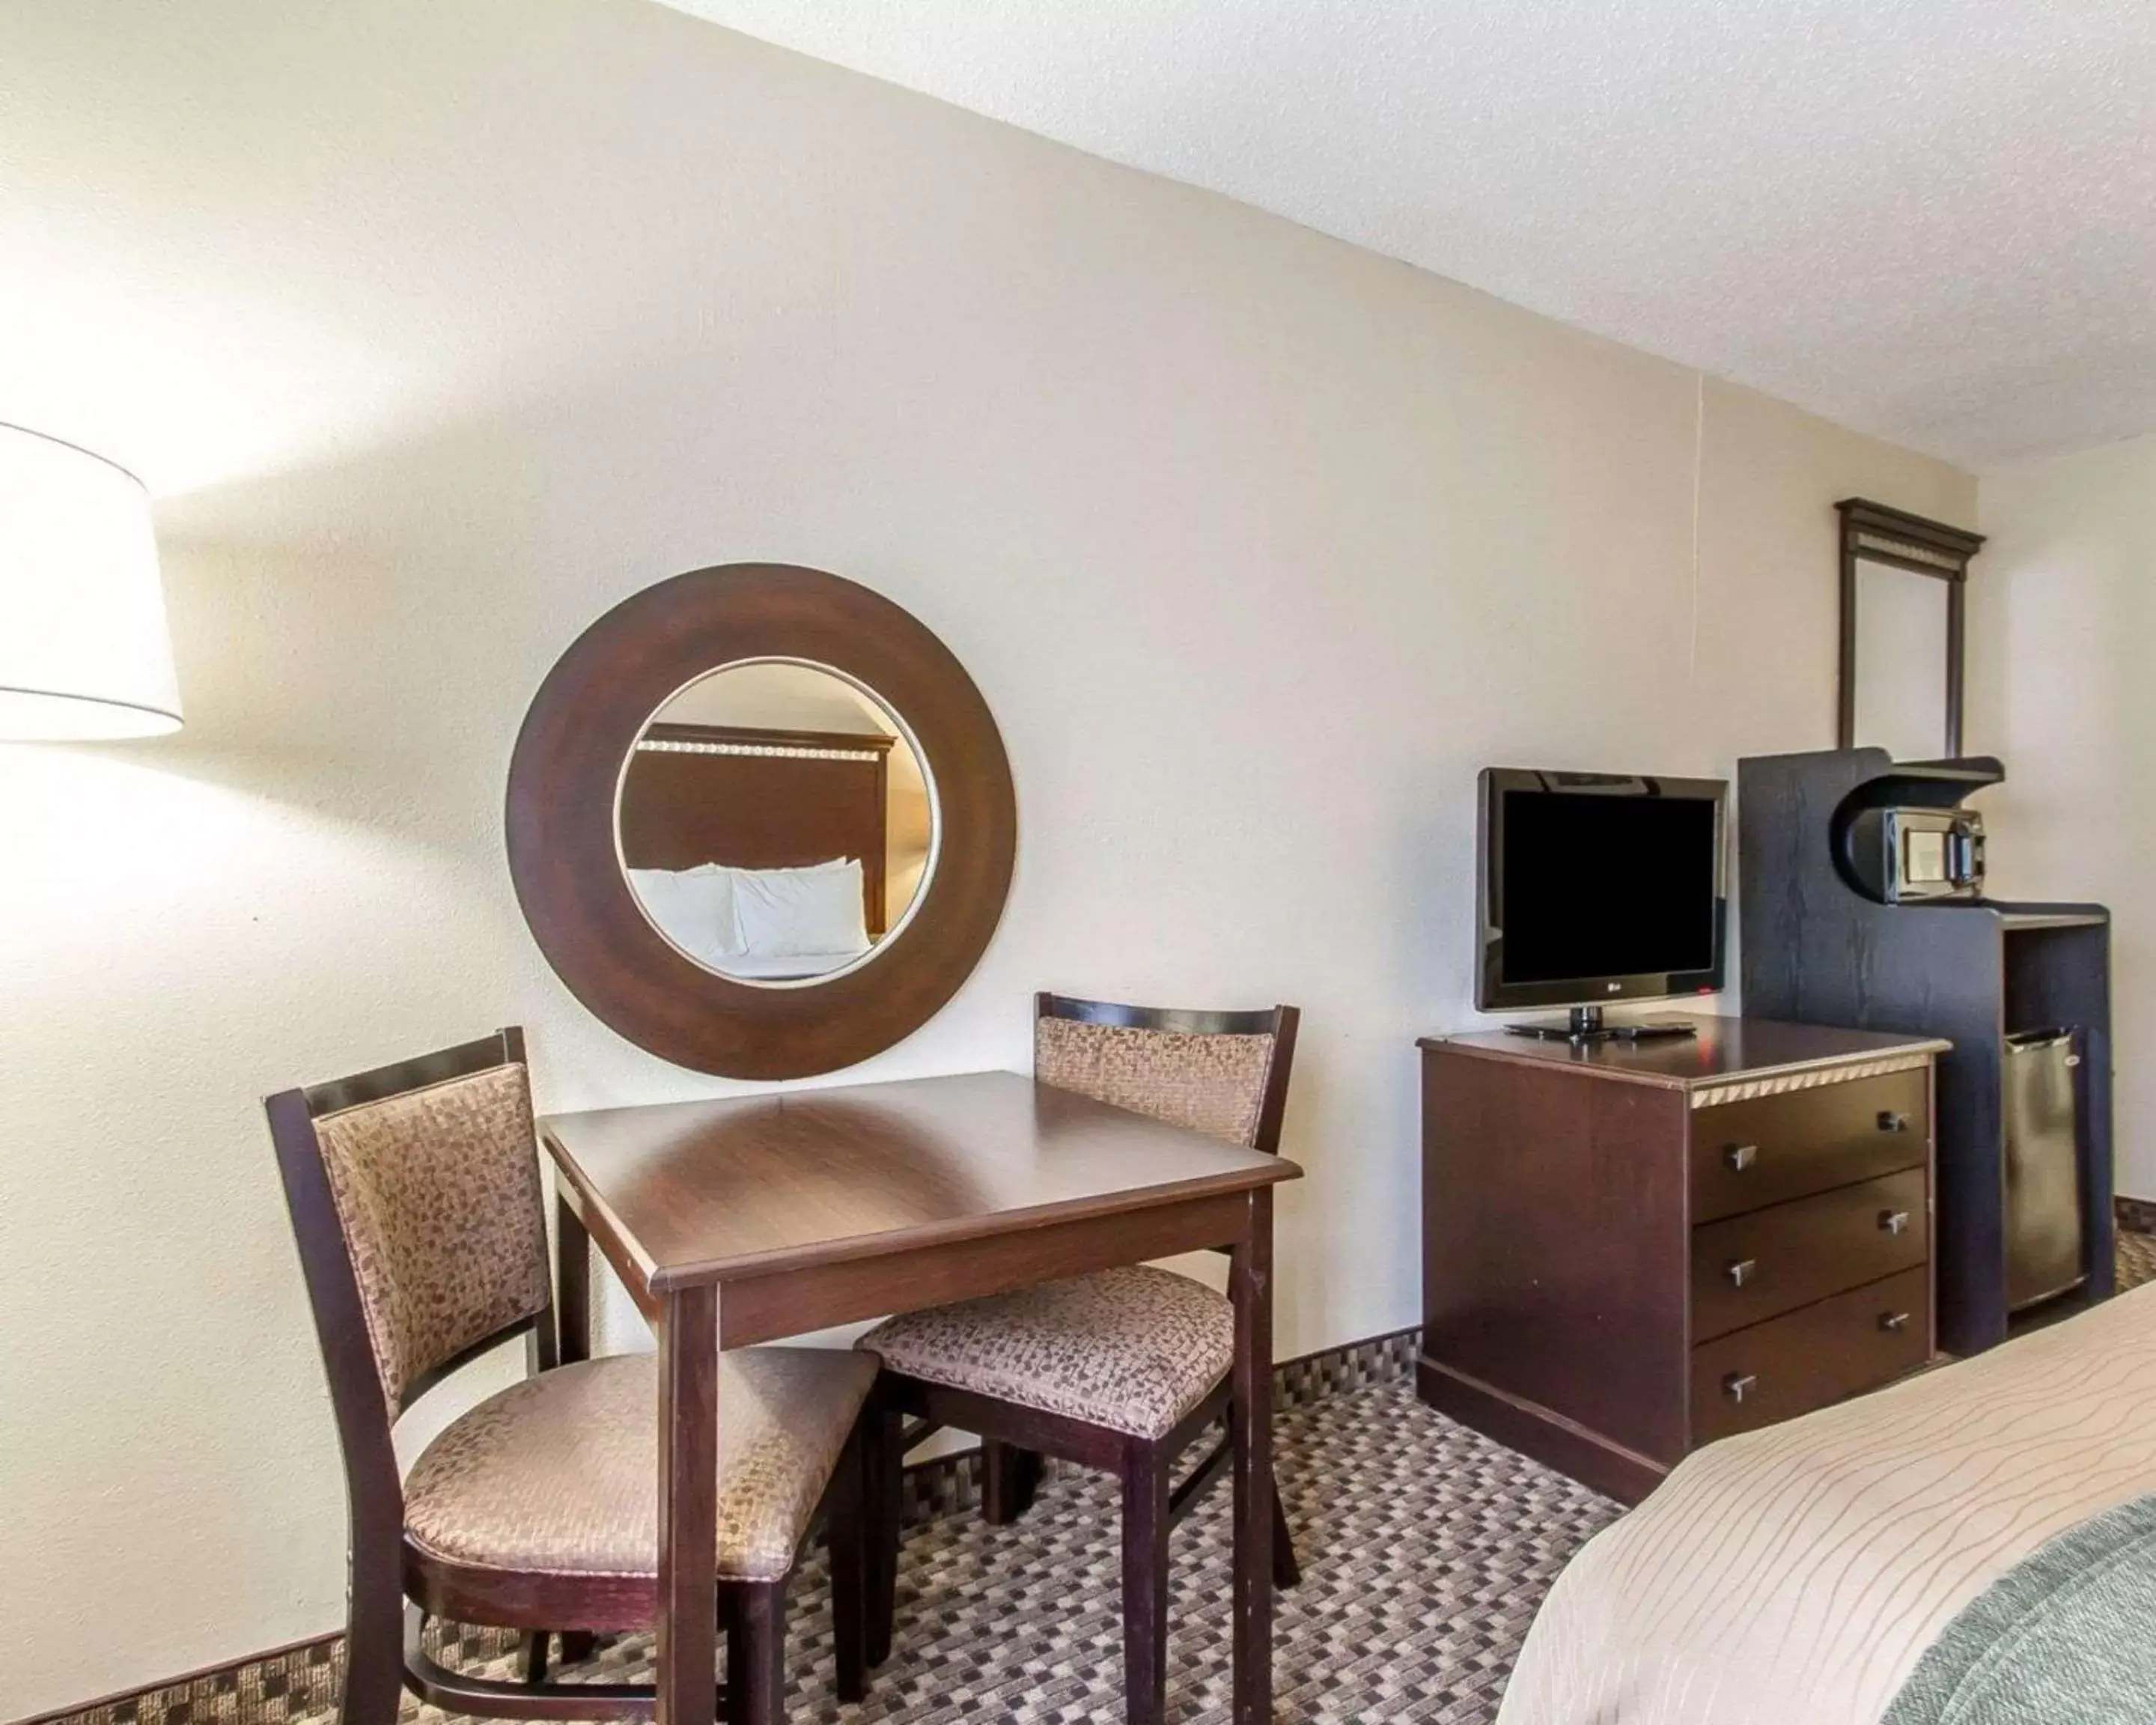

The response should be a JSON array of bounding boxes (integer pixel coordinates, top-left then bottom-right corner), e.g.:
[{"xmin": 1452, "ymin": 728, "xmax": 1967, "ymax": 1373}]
[
  {"xmin": 553, "ymin": 1193, "xmax": 600, "ymax": 1666},
  {"xmin": 1229, "ymin": 1187, "xmax": 1274, "ymax": 1725},
  {"xmin": 557, "ymin": 1189, "xmax": 592, "ymax": 1366},
  {"xmin": 656, "ymin": 1285, "xmax": 719, "ymax": 1725}
]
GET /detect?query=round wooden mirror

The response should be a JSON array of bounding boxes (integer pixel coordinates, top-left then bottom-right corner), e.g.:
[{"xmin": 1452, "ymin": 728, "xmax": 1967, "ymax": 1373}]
[{"xmin": 507, "ymin": 564, "xmax": 1016, "ymax": 1078}]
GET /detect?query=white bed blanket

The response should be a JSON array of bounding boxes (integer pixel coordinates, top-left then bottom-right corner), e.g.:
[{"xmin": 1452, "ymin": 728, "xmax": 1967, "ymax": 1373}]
[{"xmin": 1498, "ymin": 1283, "xmax": 2156, "ymax": 1725}]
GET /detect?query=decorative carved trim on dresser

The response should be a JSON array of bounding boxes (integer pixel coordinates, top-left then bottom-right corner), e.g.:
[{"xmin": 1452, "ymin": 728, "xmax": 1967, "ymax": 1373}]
[
  {"xmin": 1687, "ymin": 1050, "xmax": 1932, "ymax": 1107},
  {"xmin": 1416, "ymin": 1016, "xmax": 1949, "ymax": 1503}
]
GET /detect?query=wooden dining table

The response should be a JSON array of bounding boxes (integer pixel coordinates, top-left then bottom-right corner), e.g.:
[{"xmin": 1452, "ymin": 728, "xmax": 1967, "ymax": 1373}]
[{"xmin": 540, "ymin": 1068, "xmax": 1303, "ymax": 1725}]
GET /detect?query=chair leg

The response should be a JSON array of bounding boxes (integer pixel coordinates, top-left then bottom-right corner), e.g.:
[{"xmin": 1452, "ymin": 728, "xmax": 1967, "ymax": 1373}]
[
  {"xmin": 519, "ymin": 1631, "xmax": 549, "ymax": 1685},
  {"xmin": 1271, "ymin": 1482, "xmax": 1303, "ymax": 1588},
  {"xmin": 1121, "ymin": 1440, "xmax": 1170, "ymax": 1725},
  {"xmin": 865, "ymin": 1402, "xmax": 902, "ymax": 1667},
  {"xmin": 982, "ymin": 1439, "xmax": 1042, "ymax": 1524},
  {"xmin": 339, "ymin": 1586, "xmax": 404, "ymax": 1725},
  {"xmin": 728, "ymin": 1583, "xmax": 787, "ymax": 1725},
  {"xmin": 719, "ymin": 1596, "xmax": 742, "ymax": 1725},
  {"xmin": 1169, "ymin": 1429, "xmax": 1302, "ymax": 1590},
  {"xmin": 830, "ymin": 1428, "xmax": 868, "ymax": 1704}
]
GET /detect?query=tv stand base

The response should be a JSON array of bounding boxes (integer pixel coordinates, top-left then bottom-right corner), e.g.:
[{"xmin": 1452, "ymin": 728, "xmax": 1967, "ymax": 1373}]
[{"xmin": 1502, "ymin": 1006, "xmax": 1698, "ymax": 1044}]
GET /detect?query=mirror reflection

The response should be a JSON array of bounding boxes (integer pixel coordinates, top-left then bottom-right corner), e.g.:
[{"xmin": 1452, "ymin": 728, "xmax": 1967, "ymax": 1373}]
[
  {"xmin": 1851, "ymin": 558, "xmax": 1952, "ymax": 760},
  {"xmin": 616, "ymin": 661, "xmax": 934, "ymax": 985}
]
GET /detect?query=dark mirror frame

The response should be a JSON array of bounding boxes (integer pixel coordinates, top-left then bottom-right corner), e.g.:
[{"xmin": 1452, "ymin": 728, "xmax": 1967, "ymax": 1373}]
[
  {"xmin": 1836, "ymin": 497, "xmax": 1985, "ymax": 758},
  {"xmin": 506, "ymin": 564, "xmax": 1016, "ymax": 1079}
]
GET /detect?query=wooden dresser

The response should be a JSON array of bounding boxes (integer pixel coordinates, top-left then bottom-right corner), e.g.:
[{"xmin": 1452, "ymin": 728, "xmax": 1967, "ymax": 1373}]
[{"xmin": 1417, "ymin": 1017, "xmax": 1949, "ymax": 1502}]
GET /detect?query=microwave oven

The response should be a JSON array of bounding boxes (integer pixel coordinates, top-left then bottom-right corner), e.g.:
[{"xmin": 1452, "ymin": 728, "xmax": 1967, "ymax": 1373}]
[{"xmin": 1839, "ymin": 806, "xmax": 1986, "ymax": 904}]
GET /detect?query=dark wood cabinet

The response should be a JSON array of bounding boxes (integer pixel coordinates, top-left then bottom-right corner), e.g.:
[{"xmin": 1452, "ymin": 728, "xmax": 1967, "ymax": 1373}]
[
  {"xmin": 1417, "ymin": 1017, "xmax": 1946, "ymax": 1502},
  {"xmin": 1738, "ymin": 747, "xmax": 2115, "ymax": 1355},
  {"xmin": 1689, "ymin": 1266, "xmax": 1930, "ymax": 1444},
  {"xmin": 1688, "ymin": 1065, "xmax": 1928, "ymax": 1220},
  {"xmin": 1689, "ymin": 1166, "xmax": 1928, "ymax": 1337}
]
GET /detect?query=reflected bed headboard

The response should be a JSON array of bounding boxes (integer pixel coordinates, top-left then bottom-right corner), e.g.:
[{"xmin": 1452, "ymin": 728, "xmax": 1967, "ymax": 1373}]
[{"xmin": 618, "ymin": 722, "xmax": 894, "ymax": 934}]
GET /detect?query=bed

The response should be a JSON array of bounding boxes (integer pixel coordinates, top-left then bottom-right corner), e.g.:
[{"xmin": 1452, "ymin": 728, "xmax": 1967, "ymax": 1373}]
[
  {"xmin": 1497, "ymin": 1281, "xmax": 2156, "ymax": 1724},
  {"xmin": 620, "ymin": 721, "xmax": 894, "ymax": 927},
  {"xmin": 618, "ymin": 721, "xmax": 895, "ymax": 977}
]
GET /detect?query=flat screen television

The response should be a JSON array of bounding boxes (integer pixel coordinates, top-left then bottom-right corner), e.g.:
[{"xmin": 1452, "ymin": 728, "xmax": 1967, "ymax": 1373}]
[{"xmin": 1476, "ymin": 767, "xmax": 1727, "ymax": 1033}]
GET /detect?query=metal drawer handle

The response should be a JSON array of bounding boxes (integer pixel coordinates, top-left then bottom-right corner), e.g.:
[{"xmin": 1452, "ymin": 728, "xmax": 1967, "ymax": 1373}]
[
  {"xmin": 1879, "ymin": 1311, "xmax": 1912, "ymax": 1333},
  {"xmin": 1725, "ymin": 1143, "xmax": 1758, "ymax": 1172},
  {"xmin": 1723, "ymin": 1372, "xmax": 1758, "ymax": 1404},
  {"xmin": 1877, "ymin": 1111, "xmax": 1910, "ymax": 1133},
  {"xmin": 1878, "ymin": 1209, "xmax": 1912, "ymax": 1235},
  {"xmin": 1726, "ymin": 1258, "xmax": 1758, "ymax": 1289}
]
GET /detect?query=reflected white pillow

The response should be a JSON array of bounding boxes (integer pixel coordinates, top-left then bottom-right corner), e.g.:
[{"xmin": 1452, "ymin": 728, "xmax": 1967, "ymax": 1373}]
[
  {"xmin": 625, "ymin": 863, "xmax": 742, "ymax": 964},
  {"xmin": 731, "ymin": 859, "xmax": 871, "ymax": 958}
]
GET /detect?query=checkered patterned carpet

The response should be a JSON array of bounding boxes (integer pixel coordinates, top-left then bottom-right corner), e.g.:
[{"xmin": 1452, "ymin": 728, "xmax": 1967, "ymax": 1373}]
[
  {"xmin": 2119, "ymin": 1226, "xmax": 2156, "ymax": 1294},
  {"xmin": 411, "ymin": 1230, "xmax": 2156, "ymax": 1723},
  {"xmin": 76, "ymin": 1232, "xmax": 2156, "ymax": 1725},
  {"xmin": 420, "ymin": 1378, "xmax": 1617, "ymax": 1725}
]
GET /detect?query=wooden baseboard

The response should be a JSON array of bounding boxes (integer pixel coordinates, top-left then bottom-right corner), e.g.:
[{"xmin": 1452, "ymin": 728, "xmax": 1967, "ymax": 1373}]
[
  {"xmin": 1416, "ymin": 1354, "xmax": 1667, "ymax": 1505},
  {"xmin": 9, "ymin": 1634, "xmax": 344, "ymax": 1725}
]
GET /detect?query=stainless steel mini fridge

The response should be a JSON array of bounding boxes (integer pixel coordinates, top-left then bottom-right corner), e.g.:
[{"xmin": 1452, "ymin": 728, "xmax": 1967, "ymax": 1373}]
[{"xmin": 2003, "ymin": 1028, "xmax": 2086, "ymax": 1311}]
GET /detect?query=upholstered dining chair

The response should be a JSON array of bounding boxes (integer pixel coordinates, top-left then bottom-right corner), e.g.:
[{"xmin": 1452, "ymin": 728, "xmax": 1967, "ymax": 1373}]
[
  {"xmin": 267, "ymin": 1027, "xmax": 877, "ymax": 1725},
  {"xmin": 856, "ymin": 992, "xmax": 1302, "ymax": 1725}
]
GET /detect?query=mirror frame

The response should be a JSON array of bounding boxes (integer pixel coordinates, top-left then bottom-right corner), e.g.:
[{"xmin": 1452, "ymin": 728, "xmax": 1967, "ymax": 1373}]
[
  {"xmin": 506, "ymin": 564, "xmax": 1015, "ymax": 1079},
  {"xmin": 1835, "ymin": 497, "xmax": 1985, "ymax": 758}
]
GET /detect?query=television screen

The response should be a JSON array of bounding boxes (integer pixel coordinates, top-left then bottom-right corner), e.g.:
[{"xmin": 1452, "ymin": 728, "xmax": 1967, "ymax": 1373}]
[{"xmin": 1479, "ymin": 770, "xmax": 1726, "ymax": 1009}]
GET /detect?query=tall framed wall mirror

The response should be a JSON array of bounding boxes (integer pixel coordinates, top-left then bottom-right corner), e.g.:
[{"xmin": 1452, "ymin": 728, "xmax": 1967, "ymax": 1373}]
[
  {"xmin": 1836, "ymin": 498, "xmax": 1985, "ymax": 761},
  {"xmin": 507, "ymin": 564, "xmax": 1015, "ymax": 1079}
]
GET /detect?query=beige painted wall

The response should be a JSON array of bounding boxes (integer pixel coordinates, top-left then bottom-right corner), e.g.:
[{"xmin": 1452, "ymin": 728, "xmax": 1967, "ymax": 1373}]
[
  {"xmin": 0, "ymin": 1, "xmax": 1971, "ymax": 1714},
  {"xmin": 1970, "ymin": 431, "xmax": 2156, "ymax": 1201}
]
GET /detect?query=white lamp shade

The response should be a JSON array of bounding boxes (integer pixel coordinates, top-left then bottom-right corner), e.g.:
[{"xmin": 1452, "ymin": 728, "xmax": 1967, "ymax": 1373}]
[{"xmin": 0, "ymin": 424, "xmax": 183, "ymax": 740}]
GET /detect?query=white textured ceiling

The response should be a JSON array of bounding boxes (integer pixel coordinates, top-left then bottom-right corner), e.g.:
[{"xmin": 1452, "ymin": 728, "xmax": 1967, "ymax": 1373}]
[{"xmin": 660, "ymin": 0, "xmax": 2156, "ymax": 467}]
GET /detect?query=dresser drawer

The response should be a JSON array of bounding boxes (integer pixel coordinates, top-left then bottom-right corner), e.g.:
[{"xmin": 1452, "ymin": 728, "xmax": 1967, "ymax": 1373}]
[
  {"xmin": 1691, "ymin": 1167, "xmax": 1928, "ymax": 1340},
  {"xmin": 1691, "ymin": 1267, "xmax": 1929, "ymax": 1444},
  {"xmin": 1690, "ymin": 1067, "xmax": 1928, "ymax": 1223}
]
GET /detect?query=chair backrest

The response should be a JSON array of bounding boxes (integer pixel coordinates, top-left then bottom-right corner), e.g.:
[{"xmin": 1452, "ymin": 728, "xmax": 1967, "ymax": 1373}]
[
  {"xmin": 1033, "ymin": 992, "xmax": 1300, "ymax": 1153},
  {"xmin": 267, "ymin": 1028, "xmax": 554, "ymax": 1427}
]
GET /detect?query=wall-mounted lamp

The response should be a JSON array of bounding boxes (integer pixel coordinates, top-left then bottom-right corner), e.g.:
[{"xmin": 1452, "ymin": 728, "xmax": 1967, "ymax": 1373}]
[{"xmin": 0, "ymin": 422, "xmax": 183, "ymax": 740}]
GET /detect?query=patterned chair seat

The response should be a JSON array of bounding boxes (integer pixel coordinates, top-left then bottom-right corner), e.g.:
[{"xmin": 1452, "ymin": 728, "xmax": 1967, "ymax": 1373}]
[
  {"xmin": 404, "ymin": 1347, "xmax": 877, "ymax": 1582},
  {"xmin": 860, "ymin": 1265, "xmax": 1231, "ymax": 1440}
]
